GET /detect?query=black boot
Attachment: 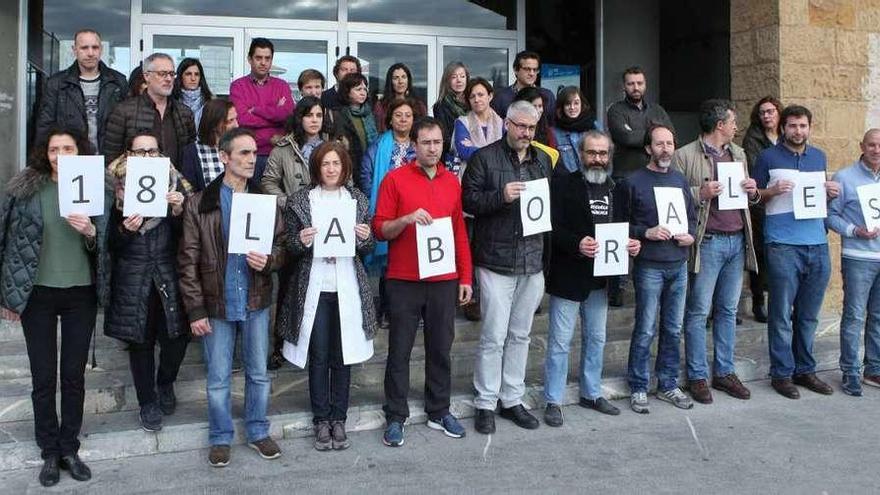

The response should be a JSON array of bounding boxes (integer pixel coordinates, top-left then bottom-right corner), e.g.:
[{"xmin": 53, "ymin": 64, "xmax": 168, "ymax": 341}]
[
  {"xmin": 60, "ymin": 454, "xmax": 91, "ymax": 482},
  {"xmin": 39, "ymin": 457, "xmax": 60, "ymax": 487}
]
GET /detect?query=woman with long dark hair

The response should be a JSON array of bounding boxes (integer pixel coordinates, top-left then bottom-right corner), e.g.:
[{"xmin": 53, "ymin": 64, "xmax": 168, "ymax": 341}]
[
  {"xmin": 373, "ymin": 63, "xmax": 427, "ymax": 133},
  {"xmin": 333, "ymin": 73, "xmax": 378, "ymax": 182},
  {"xmin": 0, "ymin": 128, "xmax": 111, "ymax": 487},
  {"xmin": 173, "ymin": 58, "xmax": 213, "ymax": 128},
  {"xmin": 552, "ymin": 86, "xmax": 596, "ymax": 173},
  {"xmin": 180, "ymin": 99, "xmax": 239, "ymax": 191}
]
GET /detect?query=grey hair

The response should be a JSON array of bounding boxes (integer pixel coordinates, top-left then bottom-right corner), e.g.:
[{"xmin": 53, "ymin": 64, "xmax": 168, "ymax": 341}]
[
  {"xmin": 506, "ymin": 100, "xmax": 540, "ymax": 123},
  {"xmin": 143, "ymin": 52, "xmax": 174, "ymax": 72},
  {"xmin": 578, "ymin": 129, "xmax": 615, "ymax": 156}
]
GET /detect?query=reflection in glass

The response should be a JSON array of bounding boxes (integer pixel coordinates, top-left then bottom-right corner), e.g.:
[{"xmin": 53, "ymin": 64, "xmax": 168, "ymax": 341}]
[
  {"xmin": 349, "ymin": 0, "xmax": 515, "ymax": 30},
  {"xmin": 357, "ymin": 43, "xmax": 428, "ymax": 105},
  {"xmin": 261, "ymin": 39, "xmax": 329, "ymax": 101},
  {"xmin": 43, "ymin": 0, "xmax": 131, "ymax": 75},
  {"xmin": 143, "ymin": 0, "xmax": 337, "ymax": 20},
  {"xmin": 443, "ymin": 46, "xmax": 509, "ymax": 92},
  {"xmin": 153, "ymin": 36, "xmax": 235, "ymax": 96}
]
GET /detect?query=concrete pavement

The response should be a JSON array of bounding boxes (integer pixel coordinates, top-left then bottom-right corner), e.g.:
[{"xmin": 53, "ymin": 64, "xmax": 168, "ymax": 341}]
[{"xmin": 2, "ymin": 371, "xmax": 878, "ymax": 494}]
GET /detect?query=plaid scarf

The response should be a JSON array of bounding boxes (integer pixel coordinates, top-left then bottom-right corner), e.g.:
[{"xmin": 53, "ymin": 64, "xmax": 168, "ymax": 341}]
[{"xmin": 196, "ymin": 143, "xmax": 224, "ymax": 186}]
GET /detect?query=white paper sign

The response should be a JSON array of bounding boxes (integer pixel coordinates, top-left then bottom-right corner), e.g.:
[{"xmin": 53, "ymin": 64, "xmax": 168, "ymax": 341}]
[
  {"xmin": 57, "ymin": 155, "xmax": 105, "ymax": 217},
  {"xmin": 416, "ymin": 217, "xmax": 456, "ymax": 279},
  {"xmin": 653, "ymin": 187, "xmax": 688, "ymax": 236},
  {"xmin": 765, "ymin": 169, "xmax": 798, "ymax": 216},
  {"xmin": 311, "ymin": 198, "xmax": 357, "ymax": 258},
  {"xmin": 792, "ymin": 171, "xmax": 827, "ymax": 219},
  {"xmin": 520, "ymin": 178, "xmax": 552, "ymax": 236},
  {"xmin": 123, "ymin": 157, "xmax": 170, "ymax": 217},
  {"xmin": 717, "ymin": 162, "xmax": 748, "ymax": 211},
  {"xmin": 228, "ymin": 193, "xmax": 277, "ymax": 255},
  {"xmin": 857, "ymin": 183, "xmax": 880, "ymax": 231},
  {"xmin": 594, "ymin": 222, "xmax": 630, "ymax": 277}
]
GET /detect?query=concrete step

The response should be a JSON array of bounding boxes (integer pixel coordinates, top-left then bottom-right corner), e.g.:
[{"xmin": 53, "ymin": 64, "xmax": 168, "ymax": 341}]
[{"xmin": 0, "ymin": 312, "xmax": 841, "ymax": 472}]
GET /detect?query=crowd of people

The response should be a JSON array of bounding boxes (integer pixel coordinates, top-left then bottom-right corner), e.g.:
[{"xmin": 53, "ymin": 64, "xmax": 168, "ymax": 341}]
[{"xmin": 3, "ymin": 28, "xmax": 880, "ymax": 487}]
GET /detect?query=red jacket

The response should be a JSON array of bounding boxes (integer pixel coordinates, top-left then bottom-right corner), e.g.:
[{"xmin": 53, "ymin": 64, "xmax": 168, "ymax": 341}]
[{"xmin": 372, "ymin": 161, "xmax": 472, "ymax": 285}]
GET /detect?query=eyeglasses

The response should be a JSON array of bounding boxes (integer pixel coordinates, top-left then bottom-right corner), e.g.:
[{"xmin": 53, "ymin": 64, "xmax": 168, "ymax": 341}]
[
  {"xmin": 148, "ymin": 70, "xmax": 177, "ymax": 79},
  {"xmin": 582, "ymin": 150, "xmax": 609, "ymax": 158},
  {"xmin": 128, "ymin": 148, "xmax": 162, "ymax": 157},
  {"xmin": 508, "ymin": 120, "xmax": 537, "ymax": 133}
]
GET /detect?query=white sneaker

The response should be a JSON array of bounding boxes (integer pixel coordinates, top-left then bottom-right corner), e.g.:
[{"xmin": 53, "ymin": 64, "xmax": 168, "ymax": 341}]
[
  {"xmin": 630, "ymin": 392, "xmax": 649, "ymax": 414},
  {"xmin": 657, "ymin": 387, "xmax": 694, "ymax": 409}
]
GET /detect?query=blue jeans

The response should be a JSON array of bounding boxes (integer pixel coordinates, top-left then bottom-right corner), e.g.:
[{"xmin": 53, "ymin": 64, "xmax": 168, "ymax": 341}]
[
  {"xmin": 544, "ymin": 289, "xmax": 608, "ymax": 404},
  {"xmin": 840, "ymin": 257, "xmax": 880, "ymax": 377},
  {"xmin": 627, "ymin": 261, "xmax": 688, "ymax": 393},
  {"xmin": 203, "ymin": 308, "xmax": 271, "ymax": 446},
  {"xmin": 683, "ymin": 233, "xmax": 745, "ymax": 380},
  {"xmin": 765, "ymin": 243, "xmax": 831, "ymax": 379}
]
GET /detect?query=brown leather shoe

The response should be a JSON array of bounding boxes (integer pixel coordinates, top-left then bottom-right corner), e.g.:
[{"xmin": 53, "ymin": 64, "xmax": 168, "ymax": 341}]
[
  {"xmin": 687, "ymin": 379, "xmax": 713, "ymax": 404},
  {"xmin": 712, "ymin": 373, "xmax": 751, "ymax": 400},
  {"xmin": 208, "ymin": 445, "xmax": 230, "ymax": 467},
  {"xmin": 793, "ymin": 373, "xmax": 834, "ymax": 395},
  {"xmin": 864, "ymin": 374, "xmax": 880, "ymax": 388},
  {"xmin": 463, "ymin": 300, "xmax": 482, "ymax": 321},
  {"xmin": 771, "ymin": 378, "xmax": 800, "ymax": 399}
]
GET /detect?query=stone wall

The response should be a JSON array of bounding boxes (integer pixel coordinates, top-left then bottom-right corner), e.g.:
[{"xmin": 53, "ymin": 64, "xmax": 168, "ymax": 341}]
[
  {"xmin": 731, "ymin": 0, "xmax": 880, "ymax": 312},
  {"xmin": 0, "ymin": 0, "xmax": 22, "ymax": 186}
]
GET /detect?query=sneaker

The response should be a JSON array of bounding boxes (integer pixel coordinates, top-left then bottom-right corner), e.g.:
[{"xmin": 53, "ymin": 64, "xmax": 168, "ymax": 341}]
[
  {"xmin": 139, "ymin": 402, "xmax": 163, "ymax": 432},
  {"xmin": 792, "ymin": 373, "xmax": 833, "ymax": 395},
  {"xmin": 383, "ymin": 421, "xmax": 405, "ymax": 447},
  {"xmin": 330, "ymin": 420, "xmax": 351, "ymax": 450},
  {"xmin": 657, "ymin": 387, "xmax": 694, "ymax": 409},
  {"xmin": 249, "ymin": 437, "xmax": 282, "ymax": 459},
  {"xmin": 499, "ymin": 404, "xmax": 539, "ymax": 430},
  {"xmin": 842, "ymin": 375, "xmax": 863, "ymax": 397},
  {"xmin": 314, "ymin": 421, "xmax": 332, "ymax": 451},
  {"xmin": 630, "ymin": 392, "xmax": 649, "ymax": 414},
  {"xmin": 474, "ymin": 409, "xmax": 496, "ymax": 434},
  {"xmin": 427, "ymin": 414, "xmax": 466, "ymax": 438},
  {"xmin": 544, "ymin": 404, "xmax": 563, "ymax": 427},
  {"xmin": 712, "ymin": 373, "xmax": 751, "ymax": 400},
  {"xmin": 863, "ymin": 374, "xmax": 880, "ymax": 388},
  {"xmin": 687, "ymin": 379, "xmax": 714, "ymax": 404},
  {"xmin": 579, "ymin": 397, "xmax": 621, "ymax": 416},
  {"xmin": 208, "ymin": 445, "xmax": 230, "ymax": 467},
  {"xmin": 158, "ymin": 384, "xmax": 177, "ymax": 415}
]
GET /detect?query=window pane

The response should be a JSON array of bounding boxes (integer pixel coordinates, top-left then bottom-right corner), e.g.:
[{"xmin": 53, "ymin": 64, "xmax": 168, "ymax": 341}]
[
  {"xmin": 260, "ymin": 39, "xmax": 328, "ymax": 101},
  {"xmin": 349, "ymin": 0, "xmax": 515, "ymax": 30},
  {"xmin": 153, "ymin": 35, "xmax": 235, "ymax": 96},
  {"xmin": 356, "ymin": 43, "xmax": 428, "ymax": 105},
  {"xmin": 43, "ymin": 0, "xmax": 131, "ymax": 76},
  {"xmin": 443, "ymin": 46, "xmax": 509, "ymax": 91},
  {"xmin": 144, "ymin": 0, "xmax": 337, "ymax": 20}
]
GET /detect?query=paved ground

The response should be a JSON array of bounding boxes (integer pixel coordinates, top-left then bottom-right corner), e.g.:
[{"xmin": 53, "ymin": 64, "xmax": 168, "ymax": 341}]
[{"xmin": 2, "ymin": 371, "xmax": 877, "ymax": 494}]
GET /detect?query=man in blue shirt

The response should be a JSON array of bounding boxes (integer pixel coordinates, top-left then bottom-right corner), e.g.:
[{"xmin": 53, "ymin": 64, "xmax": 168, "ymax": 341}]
[
  {"xmin": 826, "ymin": 129, "xmax": 880, "ymax": 396},
  {"xmin": 753, "ymin": 105, "xmax": 840, "ymax": 399},
  {"xmin": 179, "ymin": 128, "xmax": 287, "ymax": 467}
]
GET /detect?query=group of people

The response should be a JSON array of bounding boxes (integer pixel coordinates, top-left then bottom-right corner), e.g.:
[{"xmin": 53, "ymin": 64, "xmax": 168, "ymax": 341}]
[{"xmin": 3, "ymin": 28, "xmax": 879, "ymax": 488}]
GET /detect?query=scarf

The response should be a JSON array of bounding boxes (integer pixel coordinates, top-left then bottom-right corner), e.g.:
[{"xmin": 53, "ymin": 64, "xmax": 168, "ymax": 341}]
[
  {"xmin": 107, "ymin": 154, "xmax": 194, "ymax": 233},
  {"xmin": 181, "ymin": 89, "xmax": 206, "ymax": 127},
  {"xmin": 462, "ymin": 109, "xmax": 503, "ymax": 148},
  {"xmin": 444, "ymin": 93, "xmax": 468, "ymax": 118},
  {"xmin": 556, "ymin": 110, "xmax": 594, "ymax": 133},
  {"xmin": 345, "ymin": 103, "xmax": 379, "ymax": 150},
  {"xmin": 196, "ymin": 142, "xmax": 224, "ymax": 187},
  {"xmin": 365, "ymin": 131, "xmax": 396, "ymax": 275}
]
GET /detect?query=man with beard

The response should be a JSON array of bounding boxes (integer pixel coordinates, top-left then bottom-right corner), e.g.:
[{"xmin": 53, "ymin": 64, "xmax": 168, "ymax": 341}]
[
  {"xmin": 753, "ymin": 105, "xmax": 839, "ymax": 399},
  {"xmin": 620, "ymin": 124, "xmax": 696, "ymax": 414},
  {"xmin": 673, "ymin": 99, "xmax": 759, "ymax": 404},
  {"xmin": 542, "ymin": 131, "xmax": 641, "ymax": 426},
  {"xmin": 103, "ymin": 53, "xmax": 196, "ymax": 168}
]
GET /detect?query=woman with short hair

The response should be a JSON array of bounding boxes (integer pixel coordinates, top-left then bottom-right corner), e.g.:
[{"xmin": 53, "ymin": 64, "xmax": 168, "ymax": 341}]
[
  {"xmin": 333, "ymin": 73, "xmax": 378, "ymax": 182},
  {"xmin": 552, "ymin": 86, "xmax": 596, "ymax": 173}
]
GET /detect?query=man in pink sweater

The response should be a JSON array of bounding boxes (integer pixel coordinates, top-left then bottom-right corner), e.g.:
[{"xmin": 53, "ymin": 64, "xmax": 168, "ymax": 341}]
[{"xmin": 229, "ymin": 37, "xmax": 294, "ymax": 181}]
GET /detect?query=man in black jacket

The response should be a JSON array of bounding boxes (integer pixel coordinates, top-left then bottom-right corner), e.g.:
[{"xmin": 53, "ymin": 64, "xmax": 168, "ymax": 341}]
[
  {"xmin": 542, "ymin": 131, "xmax": 640, "ymax": 427},
  {"xmin": 35, "ymin": 29, "xmax": 128, "ymax": 153},
  {"xmin": 462, "ymin": 101, "xmax": 550, "ymax": 434}
]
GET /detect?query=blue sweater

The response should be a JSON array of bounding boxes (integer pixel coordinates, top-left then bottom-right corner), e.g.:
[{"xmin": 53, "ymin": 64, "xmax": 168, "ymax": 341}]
[
  {"xmin": 618, "ymin": 167, "xmax": 697, "ymax": 263},
  {"xmin": 827, "ymin": 159, "xmax": 880, "ymax": 261}
]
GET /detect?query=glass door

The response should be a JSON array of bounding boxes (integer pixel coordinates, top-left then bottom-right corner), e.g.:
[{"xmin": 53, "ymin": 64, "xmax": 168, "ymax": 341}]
[
  {"xmin": 244, "ymin": 29, "xmax": 338, "ymax": 101},
  {"xmin": 142, "ymin": 25, "xmax": 244, "ymax": 96},
  {"xmin": 348, "ymin": 32, "xmax": 436, "ymax": 110},
  {"xmin": 438, "ymin": 37, "xmax": 516, "ymax": 93}
]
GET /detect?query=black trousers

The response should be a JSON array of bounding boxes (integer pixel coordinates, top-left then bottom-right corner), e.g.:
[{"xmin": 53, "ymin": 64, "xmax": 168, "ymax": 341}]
[
  {"xmin": 21, "ymin": 285, "xmax": 97, "ymax": 459},
  {"xmin": 383, "ymin": 279, "xmax": 457, "ymax": 423},
  {"xmin": 128, "ymin": 287, "xmax": 189, "ymax": 407},
  {"xmin": 308, "ymin": 292, "xmax": 350, "ymax": 423}
]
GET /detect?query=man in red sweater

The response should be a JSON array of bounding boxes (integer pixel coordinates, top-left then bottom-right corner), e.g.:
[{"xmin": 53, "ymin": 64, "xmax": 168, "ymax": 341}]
[{"xmin": 372, "ymin": 117, "xmax": 473, "ymax": 447}]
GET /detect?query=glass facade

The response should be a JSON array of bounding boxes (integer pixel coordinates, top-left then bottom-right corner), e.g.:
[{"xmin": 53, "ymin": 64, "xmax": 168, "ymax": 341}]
[
  {"xmin": 153, "ymin": 35, "xmax": 235, "ymax": 96},
  {"xmin": 357, "ymin": 43, "xmax": 429, "ymax": 104},
  {"xmin": 42, "ymin": 0, "xmax": 131, "ymax": 75},
  {"xmin": 143, "ymin": 0, "xmax": 337, "ymax": 20},
  {"xmin": 443, "ymin": 45, "xmax": 509, "ymax": 92},
  {"xmin": 348, "ymin": 0, "xmax": 516, "ymax": 30}
]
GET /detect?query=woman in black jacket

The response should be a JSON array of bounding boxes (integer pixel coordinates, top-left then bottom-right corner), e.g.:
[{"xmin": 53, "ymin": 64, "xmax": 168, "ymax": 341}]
[
  {"xmin": 332, "ymin": 73, "xmax": 378, "ymax": 182},
  {"xmin": 0, "ymin": 127, "xmax": 111, "ymax": 487},
  {"xmin": 432, "ymin": 62, "xmax": 470, "ymax": 166},
  {"xmin": 105, "ymin": 130, "xmax": 192, "ymax": 433}
]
